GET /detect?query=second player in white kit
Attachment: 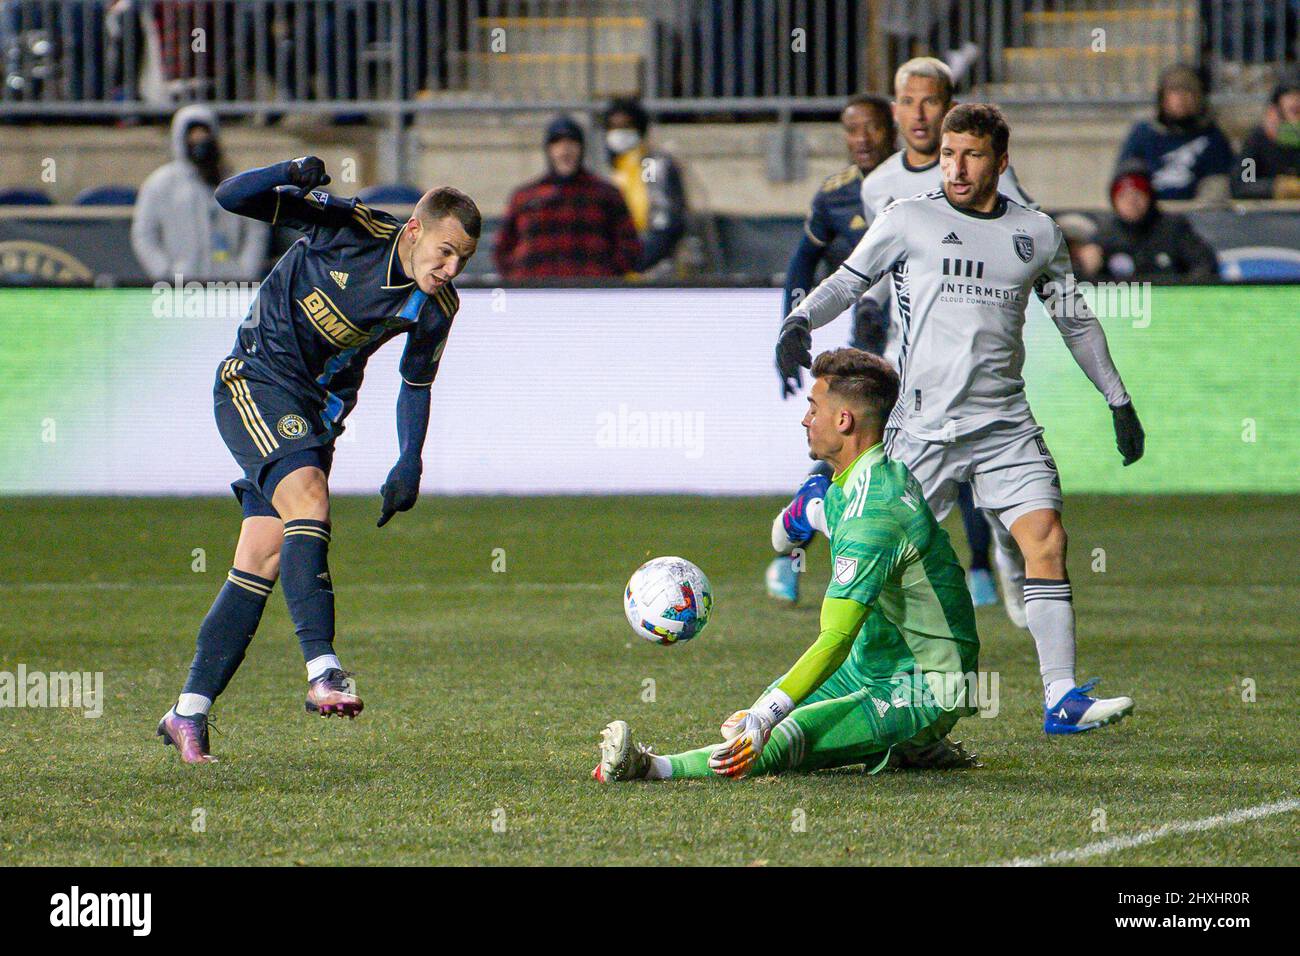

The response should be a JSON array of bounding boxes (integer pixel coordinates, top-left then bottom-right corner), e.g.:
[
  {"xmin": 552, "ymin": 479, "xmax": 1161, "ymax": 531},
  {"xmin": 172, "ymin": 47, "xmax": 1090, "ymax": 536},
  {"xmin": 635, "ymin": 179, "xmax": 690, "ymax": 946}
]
[{"xmin": 776, "ymin": 103, "xmax": 1145, "ymax": 735}]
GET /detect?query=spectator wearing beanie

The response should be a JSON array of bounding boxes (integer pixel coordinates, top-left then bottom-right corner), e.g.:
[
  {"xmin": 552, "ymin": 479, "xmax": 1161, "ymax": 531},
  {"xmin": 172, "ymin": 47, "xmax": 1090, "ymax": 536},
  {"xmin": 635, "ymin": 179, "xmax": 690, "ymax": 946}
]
[
  {"xmin": 494, "ymin": 114, "xmax": 642, "ymax": 281},
  {"xmin": 1116, "ymin": 64, "xmax": 1234, "ymax": 201},
  {"xmin": 1084, "ymin": 160, "xmax": 1219, "ymax": 281}
]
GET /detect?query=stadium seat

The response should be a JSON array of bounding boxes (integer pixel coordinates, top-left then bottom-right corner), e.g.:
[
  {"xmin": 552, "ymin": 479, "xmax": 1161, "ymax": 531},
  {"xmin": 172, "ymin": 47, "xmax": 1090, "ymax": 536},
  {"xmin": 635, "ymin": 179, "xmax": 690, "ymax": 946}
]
[
  {"xmin": 73, "ymin": 185, "xmax": 139, "ymax": 206},
  {"xmin": 357, "ymin": 185, "xmax": 424, "ymax": 205},
  {"xmin": 0, "ymin": 188, "xmax": 54, "ymax": 206}
]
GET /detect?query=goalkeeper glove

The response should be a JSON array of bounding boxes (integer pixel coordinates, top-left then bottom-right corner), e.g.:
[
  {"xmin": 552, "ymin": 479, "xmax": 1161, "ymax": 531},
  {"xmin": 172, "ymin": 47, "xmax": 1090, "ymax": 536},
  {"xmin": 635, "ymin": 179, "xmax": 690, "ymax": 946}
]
[
  {"xmin": 1110, "ymin": 401, "xmax": 1145, "ymax": 466},
  {"xmin": 287, "ymin": 156, "xmax": 331, "ymax": 196},
  {"xmin": 776, "ymin": 315, "xmax": 813, "ymax": 399},
  {"xmin": 377, "ymin": 458, "xmax": 421, "ymax": 527},
  {"xmin": 708, "ymin": 690, "xmax": 794, "ymax": 779}
]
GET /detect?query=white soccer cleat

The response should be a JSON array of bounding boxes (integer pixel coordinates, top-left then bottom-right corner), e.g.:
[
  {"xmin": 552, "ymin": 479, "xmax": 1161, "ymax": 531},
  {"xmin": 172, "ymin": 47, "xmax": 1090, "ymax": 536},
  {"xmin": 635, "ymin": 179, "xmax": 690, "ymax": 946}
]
[
  {"xmin": 1044, "ymin": 679, "xmax": 1135, "ymax": 734},
  {"xmin": 993, "ymin": 539, "xmax": 1028, "ymax": 629},
  {"xmin": 593, "ymin": 720, "xmax": 655, "ymax": 783}
]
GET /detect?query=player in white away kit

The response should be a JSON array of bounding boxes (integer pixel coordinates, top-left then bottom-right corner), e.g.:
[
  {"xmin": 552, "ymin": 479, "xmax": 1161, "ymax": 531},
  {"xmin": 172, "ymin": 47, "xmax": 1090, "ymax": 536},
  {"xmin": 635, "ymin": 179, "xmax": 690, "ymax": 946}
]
[
  {"xmin": 775, "ymin": 104, "xmax": 1144, "ymax": 734},
  {"xmin": 859, "ymin": 58, "xmax": 1034, "ymax": 619},
  {"xmin": 777, "ymin": 57, "xmax": 1034, "ymax": 619}
]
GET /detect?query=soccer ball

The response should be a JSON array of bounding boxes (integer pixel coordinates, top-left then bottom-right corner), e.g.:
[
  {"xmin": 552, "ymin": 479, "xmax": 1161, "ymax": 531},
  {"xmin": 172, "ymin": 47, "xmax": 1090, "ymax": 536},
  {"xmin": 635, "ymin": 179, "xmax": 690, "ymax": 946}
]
[{"xmin": 623, "ymin": 557, "xmax": 713, "ymax": 645}]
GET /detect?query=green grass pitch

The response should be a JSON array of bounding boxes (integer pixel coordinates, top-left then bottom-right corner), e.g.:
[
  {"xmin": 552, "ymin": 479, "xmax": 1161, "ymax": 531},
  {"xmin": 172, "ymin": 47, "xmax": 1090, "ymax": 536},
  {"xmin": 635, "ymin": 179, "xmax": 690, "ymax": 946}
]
[{"xmin": 1, "ymin": 494, "xmax": 1296, "ymax": 866}]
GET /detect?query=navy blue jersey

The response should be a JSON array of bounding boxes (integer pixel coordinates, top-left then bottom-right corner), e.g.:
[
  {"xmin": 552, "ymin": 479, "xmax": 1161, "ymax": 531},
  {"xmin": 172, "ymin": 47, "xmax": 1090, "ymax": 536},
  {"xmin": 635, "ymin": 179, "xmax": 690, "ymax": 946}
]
[
  {"xmin": 805, "ymin": 165, "xmax": 868, "ymax": 273},
  {"xmin": 232, "ymin": 188, "xmax": 458, "ymax": 430}
]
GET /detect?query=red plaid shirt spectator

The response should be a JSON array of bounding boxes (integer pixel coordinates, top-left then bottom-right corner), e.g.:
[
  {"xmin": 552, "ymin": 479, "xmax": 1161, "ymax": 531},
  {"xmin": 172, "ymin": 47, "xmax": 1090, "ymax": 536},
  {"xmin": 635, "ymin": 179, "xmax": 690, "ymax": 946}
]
[{"xmin": 494, "ymin": 116, "xmax": 642, "ymax": 280}]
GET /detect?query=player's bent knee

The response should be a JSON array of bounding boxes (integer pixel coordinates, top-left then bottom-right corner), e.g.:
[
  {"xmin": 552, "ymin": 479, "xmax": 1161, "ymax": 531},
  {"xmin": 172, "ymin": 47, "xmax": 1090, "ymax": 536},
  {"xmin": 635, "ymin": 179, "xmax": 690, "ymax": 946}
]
[
  {"xmin": 271, "ymin": 466, "xmax": 330, "ymax": 523},
  {"xmin": 233, "ymin": 516, "xmax": 285, "ymax": 580}
]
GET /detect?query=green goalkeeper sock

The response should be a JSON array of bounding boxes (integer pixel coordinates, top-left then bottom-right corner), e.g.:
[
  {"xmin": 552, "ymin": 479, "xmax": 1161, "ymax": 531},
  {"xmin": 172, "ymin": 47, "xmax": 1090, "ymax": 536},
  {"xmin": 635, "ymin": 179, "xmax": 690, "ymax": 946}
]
[{"xmin": 665, "ymin": 688, "xmax": 919, "ymax": 779}]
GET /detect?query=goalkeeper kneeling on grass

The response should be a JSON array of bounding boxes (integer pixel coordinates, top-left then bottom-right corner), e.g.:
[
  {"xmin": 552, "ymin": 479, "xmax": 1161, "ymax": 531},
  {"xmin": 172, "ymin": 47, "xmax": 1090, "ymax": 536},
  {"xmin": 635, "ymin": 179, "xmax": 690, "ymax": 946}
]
[{"xmin": 594, "ymin": 348, "xmax": 983, "ymax": 782}]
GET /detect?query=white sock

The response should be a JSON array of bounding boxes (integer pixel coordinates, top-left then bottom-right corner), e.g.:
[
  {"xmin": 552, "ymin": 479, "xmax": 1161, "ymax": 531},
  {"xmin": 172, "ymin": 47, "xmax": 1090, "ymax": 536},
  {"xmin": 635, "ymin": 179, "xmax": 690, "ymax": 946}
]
[
  {"xmin": 807, "ymin": 497, "xmax": 828, "ymax": 535},
  {"xmin": 306, "ymin": 654, "xmax": 342, "ymax": 682},
  {"xmin": 1045, "ymin": 679, "xmax": 1076, "ymax": 709},
  {"xmin": 175, "ymin": 693, "xmax": 212, "ymax": 718},
  {"xmin": 647, "ymin": 755, "xmax": 673, "ymax": 780},
  {"xmin": 1024, "ymin": 579, "xmax": 1076, "ymax": 707}
]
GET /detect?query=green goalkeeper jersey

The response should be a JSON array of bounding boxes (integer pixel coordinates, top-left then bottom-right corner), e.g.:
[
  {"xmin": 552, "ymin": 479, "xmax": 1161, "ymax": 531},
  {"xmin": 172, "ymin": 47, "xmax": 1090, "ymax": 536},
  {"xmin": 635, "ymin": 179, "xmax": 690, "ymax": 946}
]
[{"xmin": 775, "ymin": 443, "xmax": 980, "ymax": 711}]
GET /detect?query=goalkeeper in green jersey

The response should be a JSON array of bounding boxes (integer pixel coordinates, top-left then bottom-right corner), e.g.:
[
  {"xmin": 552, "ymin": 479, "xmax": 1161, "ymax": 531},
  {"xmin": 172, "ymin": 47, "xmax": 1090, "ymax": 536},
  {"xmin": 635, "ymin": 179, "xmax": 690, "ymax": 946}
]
[{"xmin": 594, "ymin": 348, "xmax": 982, "ymax": 782}]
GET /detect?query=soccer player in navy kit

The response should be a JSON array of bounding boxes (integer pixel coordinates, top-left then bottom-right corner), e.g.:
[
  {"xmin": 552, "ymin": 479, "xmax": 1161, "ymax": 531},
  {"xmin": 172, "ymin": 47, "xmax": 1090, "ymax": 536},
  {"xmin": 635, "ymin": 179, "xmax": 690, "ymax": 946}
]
[
  {"xmin": 767, "ymin": 94, "xmax": 896, "ymax": 604},
  {"xmin": 157, "ymin": 156, "xmax": 480, "ymax": 763}
]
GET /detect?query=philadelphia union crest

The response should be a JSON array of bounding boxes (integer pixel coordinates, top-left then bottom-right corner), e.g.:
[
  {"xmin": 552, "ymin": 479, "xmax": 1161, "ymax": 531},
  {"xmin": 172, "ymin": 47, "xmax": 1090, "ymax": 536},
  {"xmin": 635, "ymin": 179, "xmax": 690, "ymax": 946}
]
[
  {"xmin": 277, "ymin": 414, "xmax": 309, "ymax": 440},
  {"xmin": 1013, "ymin": 234, "xmax": 1034, "ymax": 263}
]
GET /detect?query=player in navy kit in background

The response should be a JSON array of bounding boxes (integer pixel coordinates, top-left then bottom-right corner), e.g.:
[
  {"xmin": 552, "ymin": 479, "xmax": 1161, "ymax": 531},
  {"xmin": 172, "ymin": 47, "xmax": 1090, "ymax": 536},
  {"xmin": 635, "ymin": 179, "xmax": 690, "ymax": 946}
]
[
  {"xmin": 157, "ymin": 156, "xmax": 480, "ymax": 763},
  {"xmin": 768, "ymin": 94, "xmax": 897, "ymax": 604}
]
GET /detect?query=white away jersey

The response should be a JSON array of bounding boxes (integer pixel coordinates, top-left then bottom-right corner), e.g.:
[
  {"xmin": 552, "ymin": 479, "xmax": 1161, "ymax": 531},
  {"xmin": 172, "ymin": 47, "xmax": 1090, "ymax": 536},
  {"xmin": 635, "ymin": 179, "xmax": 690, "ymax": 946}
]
[{"xmin": 793, "ymin": 189, "xmax": 1129, "ymax": 440}]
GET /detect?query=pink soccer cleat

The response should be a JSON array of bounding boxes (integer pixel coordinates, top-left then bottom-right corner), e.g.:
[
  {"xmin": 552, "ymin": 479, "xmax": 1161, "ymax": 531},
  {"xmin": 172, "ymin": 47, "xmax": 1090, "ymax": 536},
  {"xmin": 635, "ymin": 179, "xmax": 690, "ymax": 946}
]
[
  {"xmin": 305, "ymin": 668, "xmax": 364, "ymax": 719},
  {"xmin": 156, "ymin": 709, "xmax": 217, "ymax": 764}
]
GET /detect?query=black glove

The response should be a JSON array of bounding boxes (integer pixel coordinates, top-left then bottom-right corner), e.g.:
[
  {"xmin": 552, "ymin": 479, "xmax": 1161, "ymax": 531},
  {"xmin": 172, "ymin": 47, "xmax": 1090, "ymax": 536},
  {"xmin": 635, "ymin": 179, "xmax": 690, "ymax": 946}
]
[
  {"xmin": 776, "ymin": 315, "xmax": 813, "ymax": 399},
  {"xmin": 377, "ymin": 459, "xmax": 421, "ymax": 527},
  {"xmin": 287, "ymin": 156, "xmax": 331, "ymax": 196},
  {"xmin": 1111, "ymin": 401, "xmax": 1145, "ymax": 466}
]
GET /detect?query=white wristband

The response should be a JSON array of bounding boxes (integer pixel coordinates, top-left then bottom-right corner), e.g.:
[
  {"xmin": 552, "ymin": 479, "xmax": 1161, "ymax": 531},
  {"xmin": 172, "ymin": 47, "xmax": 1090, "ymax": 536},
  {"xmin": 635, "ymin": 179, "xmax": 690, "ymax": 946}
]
[{"xmin": 752, "ymin": 689, "xmax": 795, "ymax": 727}]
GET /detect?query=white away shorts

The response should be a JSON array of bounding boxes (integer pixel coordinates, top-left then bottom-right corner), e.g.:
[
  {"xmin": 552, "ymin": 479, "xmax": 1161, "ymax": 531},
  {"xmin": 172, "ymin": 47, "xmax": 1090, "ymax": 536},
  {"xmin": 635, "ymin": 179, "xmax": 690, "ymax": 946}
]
[{"xmin": 884, "ymin": 419, "xmax": 1063, "ymax": 529}]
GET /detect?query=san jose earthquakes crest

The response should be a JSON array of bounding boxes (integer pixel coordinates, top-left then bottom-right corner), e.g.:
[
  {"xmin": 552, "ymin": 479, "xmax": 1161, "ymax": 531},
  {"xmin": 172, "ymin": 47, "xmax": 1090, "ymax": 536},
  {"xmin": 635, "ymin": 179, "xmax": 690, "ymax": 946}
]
[{"xmin": 1013, "ymin": 233, "xmax": 1034, "ymax": 263}]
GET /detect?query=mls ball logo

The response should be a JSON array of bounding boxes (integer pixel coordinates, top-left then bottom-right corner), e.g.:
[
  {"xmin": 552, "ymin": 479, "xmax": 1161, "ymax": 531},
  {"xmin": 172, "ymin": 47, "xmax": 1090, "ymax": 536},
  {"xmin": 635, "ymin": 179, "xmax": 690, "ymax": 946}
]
[
  {"xmin": 833, "ymin": 556, "xmax": 858, "ymax": 585},
  {"xmin": 1013, "ymin": 234, "xmax": 1034, "ymax": 263},
  {"xmin": 277, "ymin": 414, "xmax": 309, "ymax": 440}
]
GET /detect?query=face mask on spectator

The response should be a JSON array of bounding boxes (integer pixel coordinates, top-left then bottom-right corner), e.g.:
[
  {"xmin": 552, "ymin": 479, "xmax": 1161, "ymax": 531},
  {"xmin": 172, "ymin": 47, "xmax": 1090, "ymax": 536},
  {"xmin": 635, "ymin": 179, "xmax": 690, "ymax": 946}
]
[
  {"xmin": 1276, "ymin": 121, "xmax": 1300, "ymax": 148},
  {"xmin": 188, "ymin": 139, "xmax": 217, "ymax": 165},
  {"xmin": 605, "ymin": 129, "xmax": 641, "ymax": 156}
]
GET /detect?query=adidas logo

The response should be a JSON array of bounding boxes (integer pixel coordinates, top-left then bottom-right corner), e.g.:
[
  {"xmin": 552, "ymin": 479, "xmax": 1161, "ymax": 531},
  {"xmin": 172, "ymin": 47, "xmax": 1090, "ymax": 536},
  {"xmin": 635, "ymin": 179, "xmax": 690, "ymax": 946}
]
[
  {"xmin": 941, "ymin": 232, "xmax": 962, "ymax": 245},
  {"xmin": 873, "ymin": 697, "xmax": 890, "ymax": 718},
  {"xmin": 330, "ymin": 270, "xmax": 348, "ymax": 290}
]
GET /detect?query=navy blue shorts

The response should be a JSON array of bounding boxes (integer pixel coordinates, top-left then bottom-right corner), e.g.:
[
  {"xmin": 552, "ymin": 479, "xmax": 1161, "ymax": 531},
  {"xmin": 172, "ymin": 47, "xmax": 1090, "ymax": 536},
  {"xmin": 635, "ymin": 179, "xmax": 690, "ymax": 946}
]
[{"xmin": 212, "ymin": 357, "xmax": 335, "ymax": 519}]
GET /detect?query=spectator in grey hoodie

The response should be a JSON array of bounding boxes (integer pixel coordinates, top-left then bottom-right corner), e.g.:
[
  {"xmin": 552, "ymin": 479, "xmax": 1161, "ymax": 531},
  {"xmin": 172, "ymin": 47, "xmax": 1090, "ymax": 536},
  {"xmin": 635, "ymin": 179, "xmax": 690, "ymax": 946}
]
[{"xmin": 131, "ymin": 105, "xmax": 268, "ymax": 280}]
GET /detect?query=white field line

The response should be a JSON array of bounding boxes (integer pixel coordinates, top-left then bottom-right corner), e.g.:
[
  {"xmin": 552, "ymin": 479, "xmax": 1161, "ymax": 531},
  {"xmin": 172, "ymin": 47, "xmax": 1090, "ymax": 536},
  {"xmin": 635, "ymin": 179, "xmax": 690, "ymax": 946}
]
[{"xmin": 991, "ymin": 798, "xmax": 1300, "ymax": 867}]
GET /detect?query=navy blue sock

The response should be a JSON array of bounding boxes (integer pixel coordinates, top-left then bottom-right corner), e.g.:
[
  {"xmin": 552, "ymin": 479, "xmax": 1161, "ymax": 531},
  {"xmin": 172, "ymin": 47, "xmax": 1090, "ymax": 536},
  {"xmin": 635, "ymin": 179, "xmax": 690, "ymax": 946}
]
[
  {"xmin": 280, "ymin": 519, "xmax": 335, "ymax": 663},
  {"xmin": 957, "ymin": 482, "xmax": 992, "ymax": 572},
  {"xmin": 182, "ymin": 569, "xmax": 274, "ymax": 700}
]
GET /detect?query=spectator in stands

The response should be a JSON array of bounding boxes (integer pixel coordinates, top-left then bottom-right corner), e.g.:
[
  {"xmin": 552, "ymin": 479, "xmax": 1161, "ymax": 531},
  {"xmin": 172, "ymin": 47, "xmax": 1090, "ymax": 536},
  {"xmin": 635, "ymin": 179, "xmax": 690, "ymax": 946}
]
[
  {"xmin": 1116, "ymin": 64, "xmax": 1233, "ymax": 201},
  {"xmin": 494, "ymin": 115, "xmax": 641, "ymax": 281},
  {"xmin": 1080, "ymin": 160, "xmax": 1219, "ymax": 281},
  {"xmin": 602, "ymin": 97, "xmax": 688, "ymax": 276},
  {"xmin": 1231, "ymin": 68, "xmax": 1300, "ymax": 200},
  {"xmin": 131, "ymin": 105, "xmax": 268, "ymax": 279}
]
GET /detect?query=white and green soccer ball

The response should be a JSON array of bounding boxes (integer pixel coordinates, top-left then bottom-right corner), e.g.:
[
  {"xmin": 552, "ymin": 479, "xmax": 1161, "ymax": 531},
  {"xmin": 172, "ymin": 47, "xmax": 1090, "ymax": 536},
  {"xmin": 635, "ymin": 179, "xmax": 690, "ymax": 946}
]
[{"xmin": 623, "ymin": 556, "xmax": 714, "ymax": 645}]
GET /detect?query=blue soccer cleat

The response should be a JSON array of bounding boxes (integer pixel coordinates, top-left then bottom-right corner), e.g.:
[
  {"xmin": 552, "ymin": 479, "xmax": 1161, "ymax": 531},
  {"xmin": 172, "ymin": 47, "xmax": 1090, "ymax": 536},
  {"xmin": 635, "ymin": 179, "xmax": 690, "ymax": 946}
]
[
  {"xmin": 1043, "ymin": 679, "xmax": 1135, "ymax": 734},
  {"xmin": 966, "ymin": 568, "xmax": 998, "ymax": 607},
  {"xmin": 765, "ymin": 555, "xmax": 799, "ymax": 603},
  {"xmin": 777, "ymin": 473, "xmax": 830, "ymax": 548}
]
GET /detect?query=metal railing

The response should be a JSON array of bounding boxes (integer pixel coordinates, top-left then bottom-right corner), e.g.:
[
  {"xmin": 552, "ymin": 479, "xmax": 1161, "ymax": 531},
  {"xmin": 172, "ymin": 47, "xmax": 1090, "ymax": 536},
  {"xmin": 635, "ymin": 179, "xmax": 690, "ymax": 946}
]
[{"xmin": 0, "ymin": 0, "xmax": 1294, "ymax": 116}]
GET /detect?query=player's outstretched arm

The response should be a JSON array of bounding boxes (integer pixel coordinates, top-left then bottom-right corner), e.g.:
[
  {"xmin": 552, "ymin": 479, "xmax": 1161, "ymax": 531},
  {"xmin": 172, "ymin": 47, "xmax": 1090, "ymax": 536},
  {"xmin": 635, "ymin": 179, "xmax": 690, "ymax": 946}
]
[
  {"xmin": 709, "ymin": 597, "xmax": 868, "ymax": 778},
  {"xmin": 377, "ymin": 382, "xmax": 431, "ymax": 528},
  {"xmin": 776, "ymin": 206, "xmax": 906, "ymax": 395},
  {"xmin": 214, "ymin": 157, "xmax": 332, "ymax": 224},
  {"xmin": 1035, "ymin": 228, "xmax": 1145, "ymax": 465}
]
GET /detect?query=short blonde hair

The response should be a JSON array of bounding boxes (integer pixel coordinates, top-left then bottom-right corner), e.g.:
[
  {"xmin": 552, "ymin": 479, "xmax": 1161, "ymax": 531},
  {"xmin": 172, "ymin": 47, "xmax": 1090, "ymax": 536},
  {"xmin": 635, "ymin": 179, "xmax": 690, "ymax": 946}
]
[{"xmin": 894, "ymin": 57, "xmax": 954, "ymax": 103}]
